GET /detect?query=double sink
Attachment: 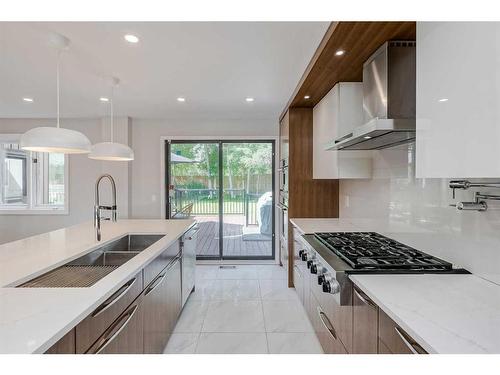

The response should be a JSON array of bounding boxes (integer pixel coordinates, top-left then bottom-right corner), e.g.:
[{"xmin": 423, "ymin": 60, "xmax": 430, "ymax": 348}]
[{"xmin": 20, "ymin": 234, "xmax": 165, "ymax": 288}]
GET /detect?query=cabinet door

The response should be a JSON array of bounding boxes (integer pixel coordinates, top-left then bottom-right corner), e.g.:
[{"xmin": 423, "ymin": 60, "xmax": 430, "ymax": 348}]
[
  {"xmin": 352, "ymin": 286, "xmax": 378, "ymax": 354},
  {"xmin": 378, "ymin": 309, "xmax": 427, "ymax": 354},
  {"xmin": 293, "ymin": 265, "xmax": 303, "ymax": 303},
  {"xmin": 312, "ymin": 82, "xmax": 371, "ymax": 179},
  {"xmin": 167, "ymin": 258, "xmax": 182, "ymax": 333},
  {"xmin": 143, "ymin": 257, "xmax": 182, "ymax": 354},
  {"xmin": 416, "ymin": 22, "xmax": 500, "ymax": 178},
  {"xmin": 86, "ymin": 296, "xmax": 144, "ymax": 354}
]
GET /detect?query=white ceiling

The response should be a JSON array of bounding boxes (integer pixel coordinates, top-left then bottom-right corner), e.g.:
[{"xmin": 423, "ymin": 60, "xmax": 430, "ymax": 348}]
[{"xmin": 0, "ymin": 22, "xmax": 329, "ymax": 120}]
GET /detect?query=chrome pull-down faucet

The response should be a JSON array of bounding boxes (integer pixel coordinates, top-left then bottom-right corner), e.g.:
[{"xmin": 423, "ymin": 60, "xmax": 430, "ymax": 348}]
[{"xmin": 94, "ymin": 174, "xmax": 117, "ymax": 241}]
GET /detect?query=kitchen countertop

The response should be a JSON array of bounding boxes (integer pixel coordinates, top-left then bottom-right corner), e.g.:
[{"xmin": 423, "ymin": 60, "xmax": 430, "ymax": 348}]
[
  {"xmin": 290, "ymin": 217, "xmax": 500, "ymax": 354},
  {"xmin": 0, "ymin": 219, "xmax": 195, "ymax": 354},
  {"xmin": 350, "ymin": 274, "xmax": 500, "ymax": 353}
]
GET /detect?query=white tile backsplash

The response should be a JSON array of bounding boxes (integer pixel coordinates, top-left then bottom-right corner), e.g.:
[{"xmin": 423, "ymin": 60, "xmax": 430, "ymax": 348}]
[{"xmin": 339, "ymin": 143, "xmax": 500, "ymax": 285}]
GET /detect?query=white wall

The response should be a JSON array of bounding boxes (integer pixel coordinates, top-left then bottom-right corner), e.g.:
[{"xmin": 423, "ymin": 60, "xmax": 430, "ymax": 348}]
[
  {"xmin": 0, "ymin": 117, "xmax": 131, "ymax": 244},
  {"xmin": 339, "ymin": 142, "xmax": 500, "ymax": 285},
  {"xmin": 130, "ymin": 118, "xmax": 277, "ymax": 219}
]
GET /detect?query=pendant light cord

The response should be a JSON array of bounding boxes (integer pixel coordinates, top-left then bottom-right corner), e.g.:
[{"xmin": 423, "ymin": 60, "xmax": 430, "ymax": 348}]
[
  {"xmin": 56, "ymin": 50, "xmax": 61, "ymax": 128},
  {"xmin": 110, "ymin": 83, "xmax": 114, "ymax": 143}
]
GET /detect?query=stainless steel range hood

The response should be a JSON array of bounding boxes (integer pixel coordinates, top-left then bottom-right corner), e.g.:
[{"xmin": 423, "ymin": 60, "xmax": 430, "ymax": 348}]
[{"xmin": 329, "ymin": 41, "xmax": 416, "ymax": 151}]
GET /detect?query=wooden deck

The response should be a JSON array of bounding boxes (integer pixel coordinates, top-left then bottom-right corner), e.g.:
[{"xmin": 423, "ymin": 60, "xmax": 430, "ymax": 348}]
[{"xmin": 195, "ymin": 215, "xmax": 272, "ymax": 258}]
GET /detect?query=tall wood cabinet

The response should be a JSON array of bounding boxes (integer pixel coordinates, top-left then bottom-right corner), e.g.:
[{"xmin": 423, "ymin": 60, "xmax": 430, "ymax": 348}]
[{"xmin": 279, "ymin": 108, "xmax": 339, "ymax": 287}]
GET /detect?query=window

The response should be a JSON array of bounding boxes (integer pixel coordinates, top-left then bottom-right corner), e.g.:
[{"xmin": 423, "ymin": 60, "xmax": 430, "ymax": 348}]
[{"xmin": 0, "ymin": 135, "xmax": 68, "ymax": 214}]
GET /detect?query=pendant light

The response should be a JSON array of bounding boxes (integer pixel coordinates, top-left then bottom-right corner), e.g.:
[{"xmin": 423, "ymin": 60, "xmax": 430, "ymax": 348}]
[
  {"xmin": 88, "ymin": 77, "xmax": 134, "ymax": 161},
  {"xmin": 20, "ymin": 33, "xmax": 91, "ymax": 154}
]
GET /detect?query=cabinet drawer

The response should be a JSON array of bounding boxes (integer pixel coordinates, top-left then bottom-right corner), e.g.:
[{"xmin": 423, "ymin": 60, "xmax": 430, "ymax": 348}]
[
  {"xmin": 144, "ymin": 241, "xmax": 180, "ymax": 286},
  {"xmin": 352, "ymin": 286, "xmax": 378, "ymax": 354},
  {"xmin": 85, "ymin": 294, "xmax": 144, "ymax": 354},
  {"xmin": 311, "ymin": 278, "xmax": 352, "ymax": 353},
  {"xmin": 378, "ymin": 310, "xmax": 427, "ymax": 354},
  {"xmin": 75, "ymin": 271, "xmax": 143, "ymax": 353},
  {"xmin": 310, "ymin": 292, "xmax": 347, "ymax": 354}
]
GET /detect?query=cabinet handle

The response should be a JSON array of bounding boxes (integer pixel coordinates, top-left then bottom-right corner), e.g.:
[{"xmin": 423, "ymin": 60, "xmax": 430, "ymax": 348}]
[
  {"xmin": 317, "ymin": 306, "xmax": 338, "ymax": 341},
  {"xmin": 91, "ymin": 277, "xmax": 136, "ymax": 318},
  {"xmin": 144, "ymin": 271, "xmax": 167, "ymax": 296},
  {"xmin": 88, "ymin": 303, "xmax": 139, "ymax": 354},
  {"xmin": 354, "ymin": 287, "xmax": 377, "ymax": 308},
  {"xmin": 394, "ymin": 326, "xmax": 427, "ymax": 354}
]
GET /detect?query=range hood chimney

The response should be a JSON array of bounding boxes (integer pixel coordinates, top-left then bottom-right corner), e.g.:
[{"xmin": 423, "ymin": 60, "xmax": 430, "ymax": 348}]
[{"xmin": 331, "ymin": 41, "xmax": 416, "ymax": 150}]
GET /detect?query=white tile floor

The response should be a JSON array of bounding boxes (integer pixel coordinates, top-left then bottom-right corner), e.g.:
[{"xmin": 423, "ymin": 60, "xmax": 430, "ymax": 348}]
[{"xmin": 164, "ymin": 264, "xmax": 323, "ymax": 354}]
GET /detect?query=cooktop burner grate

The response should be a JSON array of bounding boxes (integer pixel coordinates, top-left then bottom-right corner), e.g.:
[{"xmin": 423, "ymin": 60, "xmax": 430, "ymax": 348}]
[{"xmin": 314, "ymin": 232, "xmax": 452, "ymax": 271}]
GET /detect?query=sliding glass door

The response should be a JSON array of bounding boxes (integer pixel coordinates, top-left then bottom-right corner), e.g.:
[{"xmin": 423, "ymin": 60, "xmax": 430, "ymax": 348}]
[{"xmin": 166, "ymin": 140, "xmax": 275, "ymax": 260}]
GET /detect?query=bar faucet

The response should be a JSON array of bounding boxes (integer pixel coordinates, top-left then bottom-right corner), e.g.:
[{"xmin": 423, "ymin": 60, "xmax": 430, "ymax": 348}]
[{"xmin": 94, "ymin": 174, "xmax": 117, "ymax": 241}]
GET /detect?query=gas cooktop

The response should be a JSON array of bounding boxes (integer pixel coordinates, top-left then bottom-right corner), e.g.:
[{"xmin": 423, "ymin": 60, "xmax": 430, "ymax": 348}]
[{"xmin": 314, "ymin": 232, "xmax": 453, "ymax": 271}]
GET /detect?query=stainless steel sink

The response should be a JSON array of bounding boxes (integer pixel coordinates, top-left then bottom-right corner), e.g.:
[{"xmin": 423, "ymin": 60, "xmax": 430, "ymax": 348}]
[
  {"xmin": 96, "ymin": 234, "xmax": 165, "ymax": 253},
  {"xmin": 19, "ymin": 234, "xmax": 165, "ymax": 288}
]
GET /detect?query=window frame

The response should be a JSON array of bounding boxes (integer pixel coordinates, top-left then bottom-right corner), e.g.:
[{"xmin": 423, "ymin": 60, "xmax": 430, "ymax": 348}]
[{"xmin": 0, "ymin": 134, "xmax": 69, "ymax": 215}]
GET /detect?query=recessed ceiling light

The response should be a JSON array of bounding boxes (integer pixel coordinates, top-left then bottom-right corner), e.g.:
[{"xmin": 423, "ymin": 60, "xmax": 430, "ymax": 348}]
[
  {"xmin": 100, "ymin": 97, "xmax": 109, "ymax": 102},
  {"xmin": 304, "ymin": 95, "xmax": 311, "ymax": 100},
  {"xmin": 245, "ymin": 97, "xmax": 255, "ymax": 102},
  {"xmin": 335, "ymin": 50, "xmax": 345, "ymax": 56},
  {"xmin": 124, "ymin": 34, "xmax": 139, "ymax": 43},
  {"xmin": 438, "ymin": 98, "xmax": 449, "ymax": 102},
  {"xmin": 177, "ymin": 97, "xmax": 186, "ymax": 102},
  {"xmin": 363, "ymin": 136, "xmax": 372, "ymax": 139},
  {"xmin": 23, "ymin": 97, "xmax": 34, "ymax": 102}
]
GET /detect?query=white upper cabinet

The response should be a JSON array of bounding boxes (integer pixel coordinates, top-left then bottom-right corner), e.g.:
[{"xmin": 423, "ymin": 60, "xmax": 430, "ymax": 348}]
[
  {"xmin": 416, "ymin": 22, "xmax": 500, "ymax": 178},
  {"xmin": 313, "ymin": 82, "xmax": 372, "ymax": 179}
]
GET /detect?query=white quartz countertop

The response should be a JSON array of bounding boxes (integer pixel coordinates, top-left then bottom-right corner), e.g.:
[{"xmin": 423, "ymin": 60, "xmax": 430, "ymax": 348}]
[
  {"xmin": 290, "ymin": 218, "xmax": 500, "ymax": 353},
  {"xmin": 350, "ymin": 274, "xmax": 500, "ymax": 353},
  {"xmin": 0, "ymin": 219, "xmax": 195, "ymax": 354}
]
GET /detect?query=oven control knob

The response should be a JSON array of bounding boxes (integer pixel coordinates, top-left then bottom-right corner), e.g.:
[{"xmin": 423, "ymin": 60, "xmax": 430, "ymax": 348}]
[
  {"xmin": 298, "ymin": 250, "xmax": 305, "ymax": 258},
  {"xmin": 322, "ymin": 278, "xmax": 340, "ymax": 294},
  {"xmin": 318, "ymin": 274, "xmax": 326, "ymax": 285},
  {"xmin": 301, "ymin": 252, "xmax": 308, "ymax": 261},
  {"xmin": 307, "ymin": 260, "xmax": 313, "ymax": 269},
  {"xmin": 310, "ymin": 262, "xmax": 319, "ymax": 274}
]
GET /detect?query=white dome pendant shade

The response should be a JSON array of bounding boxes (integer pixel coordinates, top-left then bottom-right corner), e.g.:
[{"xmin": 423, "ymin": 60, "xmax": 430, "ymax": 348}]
[
  {"xmin": 20, "ymin": 34, "xmax": 91, "ymax": 154},
  {"xmin": 89, "ymin": 77, "xmax": 134, "ymax": 161},
  {"xmin": 20, "ymin": 127, "xmax": 91, "ymax": 153}
]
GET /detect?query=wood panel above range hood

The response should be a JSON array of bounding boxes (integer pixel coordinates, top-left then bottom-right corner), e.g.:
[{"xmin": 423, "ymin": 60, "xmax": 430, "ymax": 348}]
[{"xmin": 280, "ymin": 21, "xmax": 416, "ymax": 120}]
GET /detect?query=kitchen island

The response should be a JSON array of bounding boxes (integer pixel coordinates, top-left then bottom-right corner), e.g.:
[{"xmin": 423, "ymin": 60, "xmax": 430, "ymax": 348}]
[{"xmin": 0, "ymin": 219, "xmax": 195, "ymax": 354}]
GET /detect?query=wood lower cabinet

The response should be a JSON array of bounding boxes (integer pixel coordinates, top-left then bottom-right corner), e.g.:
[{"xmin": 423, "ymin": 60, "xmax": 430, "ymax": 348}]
[
  {"xmin": 76, "ymin": 271, "xmax": 143, "ymax": 353},
  {"xmin": 310, "ymin": 292, "xmax": 347, "ymax": 354},
  {"xmin": 143, "ymin": 256, "xmax": 182, "ymax": 353},
  {"xmin": 352, "ymin": 286, "xmax": 378, "ymax": 354},
  {"xmin": 85, "ymin": 294, "xmax": 144, "ymax": 354},
  {"xmin": 144, "ymin": 242, "xmax": 180, "ymax": 286},
  {"xmin": 45, "ymin": 329, "xmax": 75, "ymax": 354},
  {"xmin": 378, "ymin": 309, "xmax": 427, "ymax": 354}
]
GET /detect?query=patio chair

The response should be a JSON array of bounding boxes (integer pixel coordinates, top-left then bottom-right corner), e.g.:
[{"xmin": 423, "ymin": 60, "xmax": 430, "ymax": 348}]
[{"xmin": 172, "ymin": 202, "xmax": 194, "ymax": 219}]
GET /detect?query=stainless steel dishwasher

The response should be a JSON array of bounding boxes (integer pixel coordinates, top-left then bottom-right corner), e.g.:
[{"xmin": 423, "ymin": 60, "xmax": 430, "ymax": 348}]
[{"xmin": 181, "ymin": 224, "xmax": 198, "ymax": 307}]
